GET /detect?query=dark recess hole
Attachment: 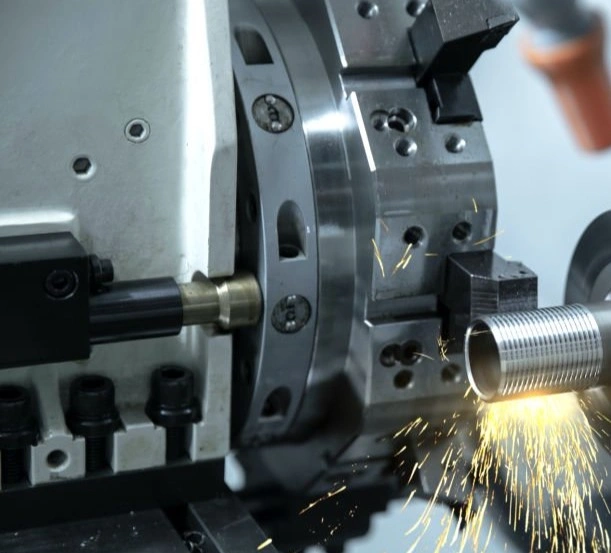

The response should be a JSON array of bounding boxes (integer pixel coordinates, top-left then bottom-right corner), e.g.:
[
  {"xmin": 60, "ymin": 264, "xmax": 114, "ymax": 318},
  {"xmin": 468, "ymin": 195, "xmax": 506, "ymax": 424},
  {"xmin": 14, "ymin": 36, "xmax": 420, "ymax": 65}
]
[
  {"xmin": 357, "ymin": 1, "xmax": 379, "ymax": 19},
  {"xmin": 403, "ymin": 226, "xmax": 425, "ymax": 247},
  {"xmin": 277, "ymin": 201, "xmax": 306, "ymax": 260},
  {"xmin": 371, "ymin": 110, "xmax": 388, "ymax": 131},
  {"xmin": 260, "ymin": 387, "xmax": 291, "ymax": 420},
  {"xmin": 399, "ymin": 341, "xmax": 422, "ymax": 365},
  {"xmin": 128, "ymin": 123, "xmax": 145, "ymax": 138},
  {"xmin": 394, "ymin": 370, "xmax": 413, "ymax": 389},
  {"xmin": 235, "ymin": 28, "xmax": 273, "ymax": 65},
  {"xmin": 442, "ymin": 364, "xmax": 461, "ymax": 383},
  {"xmin": 387, "ymin": 108, "xmax": 416, "ymax": 133},
  {"xmin": 380, "ymin": 345, "xmax": 399, "ymax": 367},
  {"xmin": 453, "ymin": 221, "xmax": 472, "ymax": 242},
  {"xmin": 73, "ymin": 157, "xmax": 92, "ymax": 176},
  {"xmin": 406, "ymin": 0, "xmax": 426, "ymax": 16}
]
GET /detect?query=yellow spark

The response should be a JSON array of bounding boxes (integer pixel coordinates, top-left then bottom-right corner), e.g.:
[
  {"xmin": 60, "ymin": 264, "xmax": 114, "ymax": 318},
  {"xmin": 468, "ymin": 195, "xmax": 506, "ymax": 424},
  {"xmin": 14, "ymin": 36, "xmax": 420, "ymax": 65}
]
[
  {"xmin": 472, "ymin": 198, "xmax": 478, "ymax": 213},
  {"xmin": 412, "ymin": 352, "xmax": 434, "ymax": 362},
  {"xmin": 299, "ymin": 485, "xmax": 347, "ymax": 515},
  {"xmin": 401, "ymin": 489, "xmax": 417, "ymax": 512},
  {"xmin": 437, "ymin": 335, "xmax": 449, "ymax": 362},
  {"xmin": 380, "ymin": 219, "xmax": 390, "ymax": 233},
  {"xmin": 403, "ymin": 393, "xmax": 603, "ymax": 553},
  {"xmin": 257, "ymin": 538, "xmax": 273, "ymax": 551},
  {"xmin": 392, "ymin": 244, "xmax": 413, "ymax": 275},
  {"xmin": 473, "ymin": 229, "xmax": 505, "ymax": 246},
  {"xmin": 401, "ymin": 253, "xmax": 413, "ymax": 270},
  {"xmin": 425, "ymin": 252, "xmax": 438, "ymax": 257},
  {"xmin": 371, "ymin": 239, "xmax": 386, "ymax": 278}
]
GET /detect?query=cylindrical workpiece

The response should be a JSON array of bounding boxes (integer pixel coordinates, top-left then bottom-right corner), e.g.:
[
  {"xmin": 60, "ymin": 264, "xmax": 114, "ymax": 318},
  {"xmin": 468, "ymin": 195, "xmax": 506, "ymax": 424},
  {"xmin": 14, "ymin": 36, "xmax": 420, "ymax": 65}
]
[
  {"xmin": 178, "ymin": 272, "xmax": 261, "ymax": 330},
  {"xmin": 90, "ymin": 278, "xmax": 183, "ymax": 345},
  {"xmin": 465, "ymin": 303, "xmax": 611, "ymax": 401}
]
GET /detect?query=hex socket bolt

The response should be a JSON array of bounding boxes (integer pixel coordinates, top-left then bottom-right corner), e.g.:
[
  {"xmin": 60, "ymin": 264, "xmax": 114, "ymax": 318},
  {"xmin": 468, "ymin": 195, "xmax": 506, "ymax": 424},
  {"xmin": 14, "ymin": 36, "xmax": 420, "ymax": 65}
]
[
  {"xmin": 145, "ymin": 366, "xmax": 201, "ymax": 462},
  {"xmin": 0, "ymin": 385, "xmax": 37, "ymax": 486},
  {"xmin": 465, "ymin": 303, "xmax": 611, "ymax": 402},
  {"xmin": 66, "ymin": 375, "xmax": 121, "ymax": 473}
]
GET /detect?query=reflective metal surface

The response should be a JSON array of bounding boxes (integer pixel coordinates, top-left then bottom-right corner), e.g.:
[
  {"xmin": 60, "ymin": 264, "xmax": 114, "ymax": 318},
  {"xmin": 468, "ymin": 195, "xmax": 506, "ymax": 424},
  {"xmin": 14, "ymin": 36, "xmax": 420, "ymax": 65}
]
[{"xmin": 466, "ymin": 304, "xmax": 603, "ymax": 401}]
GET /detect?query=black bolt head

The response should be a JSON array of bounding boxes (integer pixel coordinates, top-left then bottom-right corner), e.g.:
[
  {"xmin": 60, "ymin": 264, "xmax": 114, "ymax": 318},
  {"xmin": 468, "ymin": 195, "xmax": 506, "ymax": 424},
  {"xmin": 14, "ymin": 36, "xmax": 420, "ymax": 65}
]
[
  {"xmin": 67, "ymin": 375, "xmax": 121, "ymax": 438},
  {"xmin": 0, "ymin": 385, "xmax": 37, "ymax": 448},
  {"xmin": 146, "ymin": 366, "xmax": 201, "ymax": 428},
  {"xmin": 89, "ymin": 255, "xmax": 115, "ymax": 292},
  {"xmin": 45, "ymin": 269, "xmax": 79, "ymax": 299}
]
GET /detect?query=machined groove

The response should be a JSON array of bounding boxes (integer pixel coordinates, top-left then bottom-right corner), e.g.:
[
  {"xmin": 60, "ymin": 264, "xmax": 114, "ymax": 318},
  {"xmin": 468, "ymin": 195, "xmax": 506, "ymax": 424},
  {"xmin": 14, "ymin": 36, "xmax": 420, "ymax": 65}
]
[{"xmin": 466, "ymin": 304, "xmax": 604, "ymax": 401}]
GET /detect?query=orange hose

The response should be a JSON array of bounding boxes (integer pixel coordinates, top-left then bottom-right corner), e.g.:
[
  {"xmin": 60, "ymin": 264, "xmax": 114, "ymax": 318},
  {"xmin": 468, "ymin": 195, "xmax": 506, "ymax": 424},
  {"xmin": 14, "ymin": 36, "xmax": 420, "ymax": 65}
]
[{"xmin": 523, "ymin": 16, "xmax": 611, "ymax": 151}]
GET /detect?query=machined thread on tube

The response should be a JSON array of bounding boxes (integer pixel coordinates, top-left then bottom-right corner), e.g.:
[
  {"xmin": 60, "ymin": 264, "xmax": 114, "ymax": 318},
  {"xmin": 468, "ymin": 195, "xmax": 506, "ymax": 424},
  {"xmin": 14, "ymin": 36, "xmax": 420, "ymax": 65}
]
[{"xmin": 466, "ymin": 304, "xmax": 605, "ymax": 401}]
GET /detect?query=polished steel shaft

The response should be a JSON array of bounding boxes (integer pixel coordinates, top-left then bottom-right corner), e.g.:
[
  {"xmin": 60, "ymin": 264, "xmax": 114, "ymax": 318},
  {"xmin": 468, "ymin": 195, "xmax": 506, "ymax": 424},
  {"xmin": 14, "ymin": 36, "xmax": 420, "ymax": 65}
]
[{"xmin": 465, "ymin": 303, "xmax": 611, "ymax": 401}]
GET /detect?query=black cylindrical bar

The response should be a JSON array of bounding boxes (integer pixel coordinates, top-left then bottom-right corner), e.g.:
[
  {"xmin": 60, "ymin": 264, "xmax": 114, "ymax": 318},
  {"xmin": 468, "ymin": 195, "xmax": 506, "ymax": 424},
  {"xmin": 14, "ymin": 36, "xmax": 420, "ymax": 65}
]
[{"xmin": 89, "ymin": 278, "xmax": 183, "ymax": 345}]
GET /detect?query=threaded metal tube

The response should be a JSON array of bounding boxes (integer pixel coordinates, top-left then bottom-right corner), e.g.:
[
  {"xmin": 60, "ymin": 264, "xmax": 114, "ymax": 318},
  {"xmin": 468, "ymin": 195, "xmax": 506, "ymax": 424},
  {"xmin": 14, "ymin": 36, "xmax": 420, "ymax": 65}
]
[{"xmin": 465, "ymin": 304, "xmax": 607, "ymax": 401}]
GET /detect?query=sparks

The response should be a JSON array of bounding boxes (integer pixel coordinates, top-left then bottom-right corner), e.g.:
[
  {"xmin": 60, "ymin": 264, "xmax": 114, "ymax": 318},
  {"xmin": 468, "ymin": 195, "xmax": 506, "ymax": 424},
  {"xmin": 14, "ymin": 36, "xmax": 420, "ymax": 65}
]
[
  {"xmin": 403, "ymin": 393, "xmax": 605, "ymax": 553},
  {"xmin": 371, "ymin": 238, "xmax": 386, "ymax": 278},
  {"xmin": 473, "ymin": 229, "xmax": 505, "ymax": 246},
  {"xmin": 299, "ymin": 485, "xmax": 348, "ymax": 515},
  {"xmin": 257, "ymin": 538, "xmax": 273, "ymax": 550},
  {"xmin": 437, "ymin": 335, "xmax": 449, "ymax": 362},
  {"xmin": 472, "ymin": 198, "xmax": 478, "ymax": 213},
  {"xmin": 392, "ymin": 244, "xmax": 413, "ymax": 275}
]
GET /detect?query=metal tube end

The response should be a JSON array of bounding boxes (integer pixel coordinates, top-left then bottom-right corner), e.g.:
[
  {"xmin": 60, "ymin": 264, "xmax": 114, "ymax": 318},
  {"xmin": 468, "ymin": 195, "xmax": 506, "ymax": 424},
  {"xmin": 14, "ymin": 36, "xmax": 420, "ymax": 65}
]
[
  {"xmin": 465, "ymin": 321, "xmax": 501, "ymax": 402},
  {"xmin": 465, "ymin": 305, "xmax": 604, "ymax": 402}
]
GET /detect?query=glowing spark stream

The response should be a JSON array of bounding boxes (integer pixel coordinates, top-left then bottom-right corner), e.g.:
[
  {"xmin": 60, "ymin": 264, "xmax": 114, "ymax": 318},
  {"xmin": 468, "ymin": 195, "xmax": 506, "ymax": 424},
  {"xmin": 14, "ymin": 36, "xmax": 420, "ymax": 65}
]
[
  {"xmin": 437, "ymin": 335, "xmax": 449, "ymax": 362},
  {"xmin": 257, "ymin": 538, "xmax": 273, "ymax": 550},
  {"xmin": 473, "ymin": 229, "xmax": 505, "ymax": 246},
  {"xmin": 472, "ymin": 198, "xmax": 479, "ymax": 213},
  {"xmin": 371, "ymin": 239, "xmax": 386, "ymax": 278},
  {"xmin": 401, "ymin": 393, "xmax": 606, "ymax": 553},
  {"xmin": 393, "ymin": 244, "xmax": 413, "ymax": 275},
  {"xmin": 299, "ymin": 485, "xmax": 347, "ymax": 515}
]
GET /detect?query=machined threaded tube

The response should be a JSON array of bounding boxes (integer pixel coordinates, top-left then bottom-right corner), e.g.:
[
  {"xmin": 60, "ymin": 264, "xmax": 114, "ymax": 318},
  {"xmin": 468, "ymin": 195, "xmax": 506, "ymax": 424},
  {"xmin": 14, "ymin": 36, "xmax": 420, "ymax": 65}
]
[{"xmin": 465, "ymin": 303, "xmax": 611, "ymax": 402}]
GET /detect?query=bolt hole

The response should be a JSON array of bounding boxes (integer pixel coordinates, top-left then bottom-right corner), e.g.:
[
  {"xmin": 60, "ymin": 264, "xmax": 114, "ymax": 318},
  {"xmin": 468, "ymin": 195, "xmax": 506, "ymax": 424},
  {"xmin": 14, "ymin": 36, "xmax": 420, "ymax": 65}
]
[
  {"xmin": 260, "ymin": 387, "xmax": 291, "ymax": 420},
  {"xmin": 452, "ymin": 221, "xmax": 472, "ymax": 242},
  {"xmin": 161, "ymin": 367, "xmax": 186, "ymax": 380},
  {"xmin": 406, "ymin": 0, "xmax": 426, "ymax": 16},
  {"xmin": 46, "ymin": 450, "xmax": 69, "ymax": 470},
  {"xmin": 519, "ymin": 270, "xmax": 528, "ymax": 275},
  {"xmin": 394, "ymin": 370, "xmax": 413, "ymax": 389},
  {"xmin": 380, "ymin": 345, "xmax": 399, "ymax": 367},
  {"xmin": 403, "ymin": 226, "xmax": 425, "ymax": 247},
  {"xmin": 357, "ymin": 1, "xmax": 379, "ymax": 18},
  {"xmin": 399, "ymin": 341, "xmax": 423, "ymax": 366},
  {"xmin": 371, "ymin": 110, "xmax": 388, "ymax": 131},
  {"xmin": 128, "ymin": 123, "xmax": 145, "ymax": 138},
  {"xmin": 79, "ymin": 375, "xmax": 106, "ymax": 392},
  {"xmin": 125, "ymin": 119, "xmax": 150, "ymax": 143},
  {"xmin": 442, "ymin": 364, "xmax": 461, "ymax": 383},
  {"xmin": 387, "ymin": 108, "xmax": 416, "ymax": 133},
  {"xmin": 72, "ymin": 157, "xmax": 94, "ymax": 178},
  {"xmin": 446, "ymin": 134, "xmax": 466, "ymax": 153},
  {"xmin": 395, "ymin": 138, "xmax": 417, "ymax": 157},
  {"xmin": 0, "ymin": 386, "xmax": 25, "ymax": 402},
  {"xmin": 279, "ymin": 244, "xmax": 301, "ymax": 259}
]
